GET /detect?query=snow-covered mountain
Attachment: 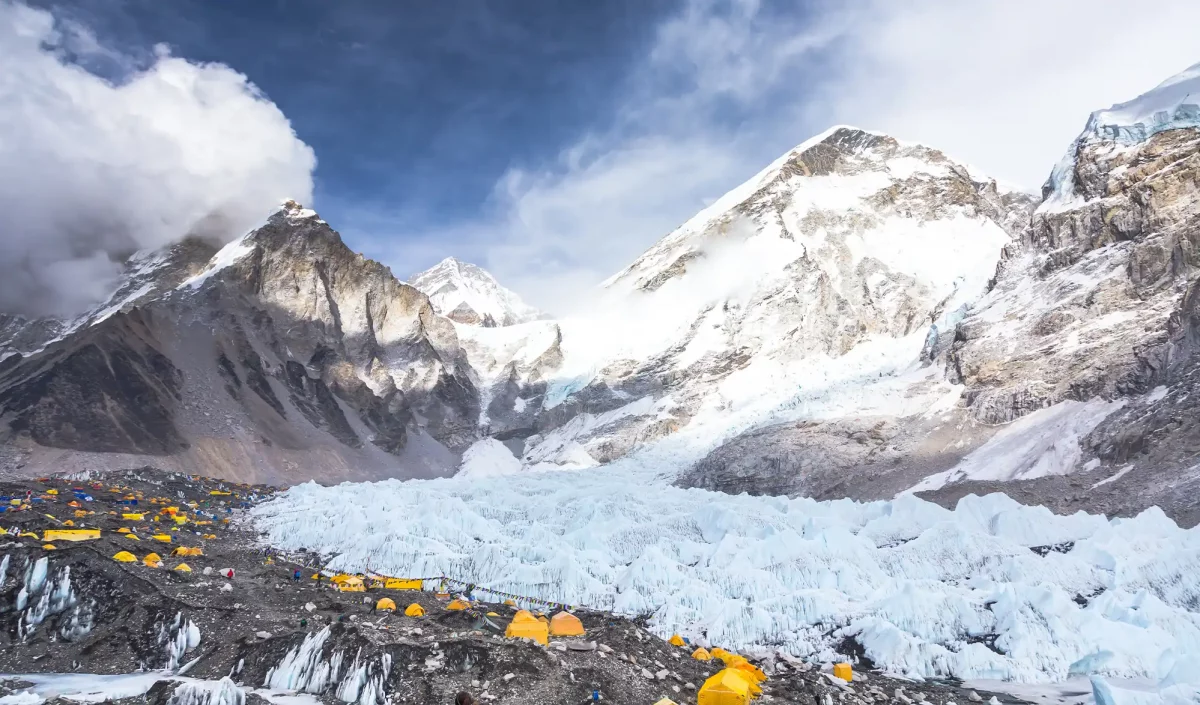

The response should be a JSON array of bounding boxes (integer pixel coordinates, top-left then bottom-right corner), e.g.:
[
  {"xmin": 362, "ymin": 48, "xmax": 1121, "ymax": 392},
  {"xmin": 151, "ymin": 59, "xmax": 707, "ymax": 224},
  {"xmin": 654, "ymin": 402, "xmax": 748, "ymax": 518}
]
[
  {"xmin": 409, "ymin": 256, "xmax": 542, "ymax": 327},
  {"xmin": 4, "ymin": 65, "xmax": 1200, "ymax": 530}
]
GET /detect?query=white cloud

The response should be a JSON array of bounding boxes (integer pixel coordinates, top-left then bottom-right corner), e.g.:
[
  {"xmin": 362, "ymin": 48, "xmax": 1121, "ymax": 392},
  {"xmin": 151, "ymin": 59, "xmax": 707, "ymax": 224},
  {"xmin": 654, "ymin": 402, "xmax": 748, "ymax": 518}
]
[
  {"xmin": 0, "ymin": 1, "xmax": 315, "ymax": 316},
  {"xmin": 396, "ymin": 0, "xmax": 1200, "ymax": 316}
]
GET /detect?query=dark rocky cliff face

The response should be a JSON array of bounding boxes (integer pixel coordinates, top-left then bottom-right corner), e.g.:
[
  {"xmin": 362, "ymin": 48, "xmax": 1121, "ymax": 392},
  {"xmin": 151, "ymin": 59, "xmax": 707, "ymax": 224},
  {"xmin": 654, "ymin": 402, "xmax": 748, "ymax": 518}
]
[{"xmin": 0, "ymin": 203, "xmax": 479, "ymax": 484}]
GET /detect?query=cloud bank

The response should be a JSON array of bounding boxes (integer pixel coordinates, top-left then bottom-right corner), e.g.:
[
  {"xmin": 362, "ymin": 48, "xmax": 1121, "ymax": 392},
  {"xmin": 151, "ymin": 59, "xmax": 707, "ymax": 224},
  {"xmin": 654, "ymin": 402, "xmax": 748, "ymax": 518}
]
[
  {"xmin": 384, "ymin": 0, "xmax": 1200, "ymax": 314},
  {"xmin": 0, "ymin": 1, "xmax": 315, "ymax": 317}
]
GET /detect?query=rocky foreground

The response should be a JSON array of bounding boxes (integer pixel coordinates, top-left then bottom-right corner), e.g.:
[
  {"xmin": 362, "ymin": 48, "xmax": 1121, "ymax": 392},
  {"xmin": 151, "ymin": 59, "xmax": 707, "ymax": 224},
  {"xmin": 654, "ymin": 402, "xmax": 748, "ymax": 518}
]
[{"xmin": 0, "ymin": 470, "xmax": 1026, "ymax": 705}]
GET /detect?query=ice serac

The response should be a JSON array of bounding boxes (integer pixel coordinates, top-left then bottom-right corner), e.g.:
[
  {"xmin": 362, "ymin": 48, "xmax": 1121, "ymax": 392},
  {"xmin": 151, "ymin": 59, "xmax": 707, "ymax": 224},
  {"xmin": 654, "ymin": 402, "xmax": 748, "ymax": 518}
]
[
  {"xmin": 0, "ymin": 201, "xmax": 478, "ymax": 484},
  {"xmin": 528, "ymin": 126, "xmax": 1032, "ymax": 489},
  {"xmin": 923, "ymin": 62, "xmax": 1200, "ymax": 525},
  {"xmin": 409, "ymin": 256, "xmax": 542, "ymax": 327}
]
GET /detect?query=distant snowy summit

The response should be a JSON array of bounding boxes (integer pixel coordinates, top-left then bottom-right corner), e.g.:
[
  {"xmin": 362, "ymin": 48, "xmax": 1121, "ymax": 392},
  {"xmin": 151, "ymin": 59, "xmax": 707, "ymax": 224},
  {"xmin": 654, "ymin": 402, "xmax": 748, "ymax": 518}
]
[
  {"xmin": 1083, "ymin": 61, "xmax": 1200, "ymax": 144},
  {"xmin": 409, "ymin": 256, "xmax": 542, "ymax": 327}
]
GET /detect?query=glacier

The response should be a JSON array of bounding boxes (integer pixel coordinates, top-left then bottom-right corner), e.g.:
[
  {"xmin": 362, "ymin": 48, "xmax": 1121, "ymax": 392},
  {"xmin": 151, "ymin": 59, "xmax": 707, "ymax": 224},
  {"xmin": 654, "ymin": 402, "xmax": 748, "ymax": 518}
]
[{"xmin": 252, "ymin": 470, "xmax": 1200, "ymax": 696}]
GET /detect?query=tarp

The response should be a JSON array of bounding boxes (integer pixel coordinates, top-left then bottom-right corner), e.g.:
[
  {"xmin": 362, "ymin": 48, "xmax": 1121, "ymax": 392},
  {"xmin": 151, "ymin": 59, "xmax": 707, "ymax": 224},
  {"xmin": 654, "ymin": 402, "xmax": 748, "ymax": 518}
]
[
  {"xmin": 384, "ymin": 578, "xmax": 422, "ymax": 590},
  {"xmin": 44, "ymin": 529, "xmax": 100, "ymax": 542}
]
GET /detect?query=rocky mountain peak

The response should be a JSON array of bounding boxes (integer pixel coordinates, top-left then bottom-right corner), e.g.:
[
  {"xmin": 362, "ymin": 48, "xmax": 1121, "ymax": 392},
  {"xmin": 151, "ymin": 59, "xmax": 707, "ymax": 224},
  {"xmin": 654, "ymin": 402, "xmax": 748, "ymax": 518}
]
[{"xmin": 409, "ymin": 256, "xmax": 541, "ymax": 327}]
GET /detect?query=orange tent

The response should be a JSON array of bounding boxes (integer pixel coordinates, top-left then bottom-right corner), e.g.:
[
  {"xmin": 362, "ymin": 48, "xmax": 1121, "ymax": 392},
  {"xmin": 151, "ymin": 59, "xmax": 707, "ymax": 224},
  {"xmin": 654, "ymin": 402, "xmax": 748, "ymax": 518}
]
[{"xmin": 548, "ymin": 612, "xmax": 585, "ymax": 637}]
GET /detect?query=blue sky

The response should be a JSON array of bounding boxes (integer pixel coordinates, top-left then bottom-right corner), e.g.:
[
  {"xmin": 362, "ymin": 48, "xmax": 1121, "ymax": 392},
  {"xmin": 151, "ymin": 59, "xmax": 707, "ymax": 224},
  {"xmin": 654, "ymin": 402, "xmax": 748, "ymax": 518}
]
[{"xmin": 18, "ymin": 0, "xmax": 1200, "ymax": 312}]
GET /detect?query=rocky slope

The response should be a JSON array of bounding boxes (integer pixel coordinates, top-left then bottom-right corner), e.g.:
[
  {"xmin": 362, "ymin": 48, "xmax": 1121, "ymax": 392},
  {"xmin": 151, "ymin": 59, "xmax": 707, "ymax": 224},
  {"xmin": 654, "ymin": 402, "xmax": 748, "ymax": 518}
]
[
  {"xmin": 0, "ymin": 202, "xmax": 478, "ymax": 484},
  {"xmin": 678, "ymin": 65, "xmax": 1200, "ymax": 526}
]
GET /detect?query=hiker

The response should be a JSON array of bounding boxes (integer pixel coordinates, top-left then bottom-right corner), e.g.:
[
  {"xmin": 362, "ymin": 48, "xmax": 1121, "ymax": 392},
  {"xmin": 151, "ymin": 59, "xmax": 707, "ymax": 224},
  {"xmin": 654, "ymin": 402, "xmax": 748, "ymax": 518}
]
[
  {"xmin": 293, "ymin": 569, "xmax": 302, "ymax": 582},
  {"xmin": 454, "ymin": 693, "xmax": 475, "ymax": 705}
]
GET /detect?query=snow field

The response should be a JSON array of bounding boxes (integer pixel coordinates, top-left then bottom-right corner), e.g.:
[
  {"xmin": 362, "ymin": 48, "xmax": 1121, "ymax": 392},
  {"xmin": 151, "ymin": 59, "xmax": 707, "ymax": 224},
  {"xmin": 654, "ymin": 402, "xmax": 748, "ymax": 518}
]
[{"xmin": 252, "ymin": 475, "xmax": 1200, "ymax": 692}]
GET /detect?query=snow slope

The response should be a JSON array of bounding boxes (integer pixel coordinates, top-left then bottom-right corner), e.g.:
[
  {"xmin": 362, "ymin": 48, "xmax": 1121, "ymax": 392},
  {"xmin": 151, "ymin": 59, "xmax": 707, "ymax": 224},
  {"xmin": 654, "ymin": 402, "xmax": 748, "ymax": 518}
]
[
  {"xmin": 409, "ymin": 257, "xmax": 541, "ymax": 327},
  {"xmin": 253, "ymin": 474, "xmax": 1200, "ymax": 693}
]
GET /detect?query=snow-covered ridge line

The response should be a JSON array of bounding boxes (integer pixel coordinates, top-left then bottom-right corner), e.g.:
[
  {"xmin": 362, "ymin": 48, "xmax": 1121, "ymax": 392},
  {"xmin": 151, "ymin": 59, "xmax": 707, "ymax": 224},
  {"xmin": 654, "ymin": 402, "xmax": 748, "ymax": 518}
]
[{"xmin": 252, "ymin": 477, "xmax": 1200, "ymax": 691}]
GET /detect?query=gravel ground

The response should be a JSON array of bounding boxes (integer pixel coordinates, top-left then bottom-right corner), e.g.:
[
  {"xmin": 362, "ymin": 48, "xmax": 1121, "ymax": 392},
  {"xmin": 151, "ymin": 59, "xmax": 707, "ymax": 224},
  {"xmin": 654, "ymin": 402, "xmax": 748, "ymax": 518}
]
[{"xmin": 0, "ymin": 469, "xmax": 1029, "ymax": 705}]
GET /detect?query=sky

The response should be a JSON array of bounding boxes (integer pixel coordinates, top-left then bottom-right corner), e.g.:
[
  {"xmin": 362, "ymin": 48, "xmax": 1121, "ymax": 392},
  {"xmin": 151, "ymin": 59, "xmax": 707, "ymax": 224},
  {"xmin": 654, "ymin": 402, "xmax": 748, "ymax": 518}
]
[{"xmin": 5, "ymin": 0, "xmax": 1200, "ymax": 315}]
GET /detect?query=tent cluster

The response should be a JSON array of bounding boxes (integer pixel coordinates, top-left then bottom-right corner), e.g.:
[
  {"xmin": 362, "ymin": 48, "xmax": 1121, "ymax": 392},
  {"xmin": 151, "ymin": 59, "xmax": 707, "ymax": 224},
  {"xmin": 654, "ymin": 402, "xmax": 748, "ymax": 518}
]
[
  {"xmin": 324, "ymin": 573, "xmax": 425, "ymax": 593},
  {"xmin": 503, "ymin": 609, "xmax": 586, "ymax": 645},
  {"xmin": 112, "ymin": 549, "xmax": 205, "ymax": 574}
]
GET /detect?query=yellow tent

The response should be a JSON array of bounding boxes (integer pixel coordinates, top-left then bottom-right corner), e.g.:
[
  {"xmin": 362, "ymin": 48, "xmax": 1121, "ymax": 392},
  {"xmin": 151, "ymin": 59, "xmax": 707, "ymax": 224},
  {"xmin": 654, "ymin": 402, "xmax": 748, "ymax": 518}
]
[
  {"xmin": 376, "ymin": 598, "xmax": 397, "ymax": 612},
  {"xmin": 143, "ymin": 552, "xmax": 163, "ymax": 567},
  {"xmin": 174, "ymin": 563, "xmax": 193, "ymax": 572},
  {"xmin": 486, "ymin": 612, "xmax": 500, "ymax": 617},
  {"xmin": 669, "ymin": 634, "xmax": 686, "ymax": 647},
  {"xmin": 74, "ymin": 510, "xmax": 89, "ymax": 517},
  {"xmin": 46, "ymin": 488, "xmax": 58, "ymax": 495},
  {"xmin": 692, "ymin": 647, "xmax": 712, "ymax": 661},
  {"xmin": 44, "ymin": 529, "xmax": 100, "ymax": 542},
  {"xmin": 330, "ymin": 574, "xmax": 353, "ymax": 585},
  {"xmin": 42, "ymin": 544, "xmax": 56, "ymax": 550},
  {"xmin": 512, "ymin": 610, "xmax": 536, "ymax": 623},
  {"xmin": 19, "ymin": 532, "xmax": 39, "ymax": 539},
  {"xmin": 171, "ymin": 546, "xmax": 203, "ymax": 557},
  {"xmin": 152, "ymin": 534, "xmax": 172, "ymax": 543},
  {"xmin": 62, "ymin": 520, "xmax": 75, "ymax": 526},
  {"xmin": 503, "ymin": 599, "xmax": 516, "ymax": 606},
  {"xmin": 549, "ymin": 612, "xmax": 585, "ymax": 637},
  {"xmin": 113, "ymin": 551, "xmax": 137, "ymax": 563},
  {"xmin": 698, "ymin": 669, "xmax": 751, "ymax": 705},
  {"xmin": 202, "ymin": 534, "xmax": 217, "ymax": 539},
  {"xmin": 122, "ymin": 513, "xmax": 144, "ymax": 521},
  {"xmin": 209, "ymin": 490, "xmax": 231, "ymax": 496},
  {"xmin": 711, "ymin": 647, "xmax": 728, "ymax": 658},
  {"xmin": 338, "ymin": 576, "xmax": 366, "ymax": 592},
  {"xmin": 505, "ymin": 616, "xmax": 549, "ymax": 645},
  {"xmin": 126, "ymin": 534, "xmax": 140, "ymax": 541},
  {"xmin": 384, "ymin": 578, "xmax": 422, "ymax": 590},
  {"xmin": 833, "ymin": 663, "xmax": 852, "ymax": 681},
  {"xmin": 404, "ymin": 603, "xmax": 426, "ymax": 617},
  {"xmin": 447, "ymin": 599, "xmax": 470, "ymax": 611},
  {"xmin": 117, "ymin": 527, "xmax": 131, "ymax": 533}
]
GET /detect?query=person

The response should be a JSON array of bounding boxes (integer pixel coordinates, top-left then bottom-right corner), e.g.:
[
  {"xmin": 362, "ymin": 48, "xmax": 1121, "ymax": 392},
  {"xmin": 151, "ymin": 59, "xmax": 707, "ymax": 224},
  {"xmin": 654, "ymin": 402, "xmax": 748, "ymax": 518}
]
[
  {"xmin": 293, "ymin": 569, "xmax": 302, "ymax": 582},
  {"xmin": 454, "ymin": 693, "xmax": 474, "ymax": 705}
]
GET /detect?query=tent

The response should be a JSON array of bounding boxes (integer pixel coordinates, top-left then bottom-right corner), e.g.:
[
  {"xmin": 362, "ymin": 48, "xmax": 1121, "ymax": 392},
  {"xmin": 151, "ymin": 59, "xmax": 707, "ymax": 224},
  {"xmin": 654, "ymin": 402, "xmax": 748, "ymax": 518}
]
[
  {"xmin": 549, "ymin": 611, "xmax": 585, "ymax": 637},
  {"xmin": 833, "ymin": 663, "xmax": 852, "ymax": 681},
  {"xmin": 447, "ymin": 599, "xmax": 470, "ymax": 611},
  {"xmin": 710, "ymin": 648, "xmax": 728, "ymax": 658},
  {"xmin": 511, "ymin": 610, "xmax": 536, "ymax": 623},
  {"xmin": 42, "ymin": 544, "xmax": 56, "ymax": 550},
  {"xmin": 376, "ymin": 598, "xmax": 397, "ymax": 612},
  {"xmin": 113, "ymin": 551, "xmax": 136, "ymax": 563},
  {"xmin": 143, "ymin": 552, "xmax": 163, "ymax": 567},
  {"xmin": 152, "ymin": 534, "xmax": 172, "ymax": 543},
  {"xmin": 330, "ymin": 574, "xmax": 354, "ymax": 585},
  {"xmin": 503, "ymin": 599, "xmax": 516, "ymax": 606},
  {"xmin": 692, "ymin": 648, "xmax": 712, "ymax": 661},
  {"xmin": 669, "ymin": 634, "xmax": 686, "ymax": 647},
  {"xmin": 122, "ymin": 513, "xmax": 144, "ymax": 521},
  {"xmin": 698, "ymin": 669, "xmax": 751, "ymax": 705},
  {"xmin": 174, "ymin": 563, "xmax": 193, "ymax": 572},
  {"xmin": 171, "ymin": 546, "xmax": 203, "ymax": 557},
  {"xmin": 404, "ymin": 603, "xmax": 425, "ymax": 617},
  {"xmin": 505, "ymin": 616, "xmax": 549, "ymax": 645},
  {"xmin": 338, "ymin": 576, "xmax": 366, "ymax": 592},
  {"xmin": 117, "ymin": 527, "xmax": 131, "ymax": 533}
]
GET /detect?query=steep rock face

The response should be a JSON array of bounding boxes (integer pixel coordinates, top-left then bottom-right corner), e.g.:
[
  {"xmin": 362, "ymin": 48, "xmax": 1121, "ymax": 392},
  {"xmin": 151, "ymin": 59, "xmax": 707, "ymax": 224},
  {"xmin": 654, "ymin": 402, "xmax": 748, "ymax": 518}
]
[
  {"xmin": 409, "ymin": 257, "xmax": 542, "ymax": 327},
  {"xmin": 0, "ymin": 202, "xmax": 476, "ymax": 483}
]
